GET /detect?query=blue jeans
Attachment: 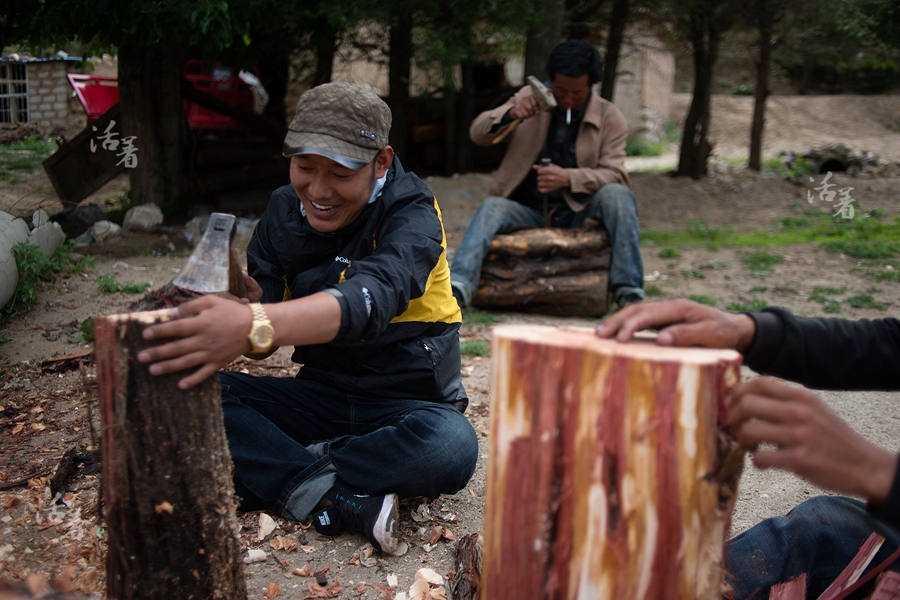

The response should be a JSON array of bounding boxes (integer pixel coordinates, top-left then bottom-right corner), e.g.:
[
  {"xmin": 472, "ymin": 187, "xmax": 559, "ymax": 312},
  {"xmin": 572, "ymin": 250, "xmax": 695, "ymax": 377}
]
[
  {"xmin": 220, "ymin": 372, "xmax": 479, "ymax": 522},
  {"xmin": 725, "ymin": 496, "xmax": 900, "ymax": 599},
  {"xmin": 450, "ymin": 183, "xmax": 644, "ymax": 306}
]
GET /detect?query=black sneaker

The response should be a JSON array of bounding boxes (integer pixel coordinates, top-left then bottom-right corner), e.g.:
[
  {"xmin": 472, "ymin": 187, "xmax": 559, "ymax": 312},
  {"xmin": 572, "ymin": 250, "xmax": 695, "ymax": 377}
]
[
  {"xmin": 617, "ymin": 293, "xmax": 643, "ymax": 309},
  {"xmin": 311, "ymin": 484, "xmax": 399, "ymax": 554}
]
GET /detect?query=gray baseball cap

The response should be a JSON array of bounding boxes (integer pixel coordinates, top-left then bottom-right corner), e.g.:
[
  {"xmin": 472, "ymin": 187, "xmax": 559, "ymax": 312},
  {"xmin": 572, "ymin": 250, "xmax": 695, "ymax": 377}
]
[{"xmin": 283, "ymin": 82, "xmax": 392, "ymax": 170}]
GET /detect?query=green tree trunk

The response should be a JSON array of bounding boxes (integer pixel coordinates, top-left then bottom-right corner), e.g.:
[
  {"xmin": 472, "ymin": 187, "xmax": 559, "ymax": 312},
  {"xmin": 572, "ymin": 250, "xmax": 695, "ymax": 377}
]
[
  {"xmin": 524, "ymin": 0, "xmax": 565, "ymax": 80},
  {"xmin": 600, "ymin": 0, "xmax": 630, "ymax": 101},
  {"xmin": 389, "ymin": 14, "xmax": 413, "ymax": 163},
  {"xmin": 677, "ymin": 0, "xmax": 731, "ymax": 179},
  {"xmin": 118, "ymin": 35, "xmax": 191, "ymax": 208},
  {"xmin": 749, "ymin": 0, "xmax": 774, "ymax": 171}
]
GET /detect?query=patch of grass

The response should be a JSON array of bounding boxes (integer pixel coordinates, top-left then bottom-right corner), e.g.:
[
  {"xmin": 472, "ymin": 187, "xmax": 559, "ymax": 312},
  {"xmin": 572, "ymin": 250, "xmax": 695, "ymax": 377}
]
[
  {"xmin": 460, "ymin": 339, "xmax": 489, "ymax": 357},
  {"xmin": 702, "ymin": 261, "xmax": 730, "ymax": 270},
  {"xmin": 741, "ymin": 250, "xmax": 785, "ymax": 277},
  {"xmin": 97, "ymin": 274, "xmax": 149, "ymax": 294},
  {"xmin": 645, "ymin": 284, "xmax": 664, "ymax": 297},
  {"xmin": 733, "ymin": 84, "xmax": 754, "ymax": 96},
  {"xmin": 0, "ymin": 241, "xmax": 93, "ymax": 323},
  {"xmin": 845, "ymin": 294, "xmax": 888, "ymax": 310},
  {"xmin": 625, "ymin": 136, "xmax": 667, "ymax": 157},
  {"xmin": 79, "ymin": 319, "xmax": 94, "ymax": 342},
  {"xmin": 0, "ymin": 333, "xmax": 11, "ymax": 343},
  {"xmin": 689, "ymin": 295, "xmax": 718, "ymax": 307},
  {"xmin": 658, "ymin": 247, "xmax": 681, "ymax": 259},
  {"xmin": 97, "ymin": 273, "xmax": 122, "ymax": 293},
  {"xmin": 867, "ymin": 269, "xmax": 900, "ymax": 282},
  {"xmin": 775, "ymin": 217, "xmax": 812, "ymax": 230},
  {"xmin": 724, "ymin": 297, "xmax": 768, "ymax": 312},
  {"xmin": 681, "ymin": 269, "xmax": 706, "ymax": 279},
  {"xmin": 820, "ymin": 240, "xmax": 900, "ymax": 259},
  {"xmin": 463, "ymin": 308, "xmax": 499, "ymax": 326},
  {"xmin": 809, "ymin": 286, "xmax": 847, "ymax": 314},
  {"xmin": 0, "ymin": 138, "xmax": 57, "ymax": 178},
  {"xmin": 750, "ymin": 286, "xmax": 768, "ymax": 293}
]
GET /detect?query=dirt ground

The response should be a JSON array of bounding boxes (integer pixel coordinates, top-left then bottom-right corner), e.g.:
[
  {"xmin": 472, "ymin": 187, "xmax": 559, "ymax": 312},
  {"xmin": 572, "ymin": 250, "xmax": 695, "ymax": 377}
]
[{"xmin": 1, "ymin": 93, "xmax": 900, "ymax": 598}]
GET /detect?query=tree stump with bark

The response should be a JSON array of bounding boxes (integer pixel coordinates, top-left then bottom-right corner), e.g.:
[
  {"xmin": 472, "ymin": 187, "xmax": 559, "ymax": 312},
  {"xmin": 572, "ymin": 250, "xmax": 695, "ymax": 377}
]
[
  {"xmin": 483, "ymin": 326, "xmax": 744, "ymax": 600},
  {"xmin": 473, "ymin": 228, "xmax": 611, "ymax": 317},
  {"xmin": 93, "ymin": 309, "xmax": 247, "ymax": 600}
]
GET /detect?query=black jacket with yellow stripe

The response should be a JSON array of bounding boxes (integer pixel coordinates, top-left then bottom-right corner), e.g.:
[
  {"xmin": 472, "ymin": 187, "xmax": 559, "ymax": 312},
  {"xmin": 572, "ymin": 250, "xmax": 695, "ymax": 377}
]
[{"xmin": 247, "ymin": 158, "xmax": 467, "ymax": 409}]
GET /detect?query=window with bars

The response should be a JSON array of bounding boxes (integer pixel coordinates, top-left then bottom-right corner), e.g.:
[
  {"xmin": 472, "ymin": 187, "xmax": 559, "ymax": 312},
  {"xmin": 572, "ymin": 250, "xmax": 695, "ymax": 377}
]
[{"xmin": 0, "ymin": 63, "xmax": 29, "ymax": 124}]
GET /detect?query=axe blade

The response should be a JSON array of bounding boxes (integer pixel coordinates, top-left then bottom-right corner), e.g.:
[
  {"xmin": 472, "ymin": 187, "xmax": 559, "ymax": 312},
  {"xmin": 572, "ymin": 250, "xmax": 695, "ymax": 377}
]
[{"xmin": 171, "ymin": 213, "xmax": 236, "ymax": 294}]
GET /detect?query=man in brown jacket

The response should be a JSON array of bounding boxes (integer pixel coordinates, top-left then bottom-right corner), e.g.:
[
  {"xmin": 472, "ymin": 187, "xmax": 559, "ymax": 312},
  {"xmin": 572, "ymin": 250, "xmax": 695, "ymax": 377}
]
[{"xmin": 450, "ymin": 39, "xmax": 644, "ymax": 309}]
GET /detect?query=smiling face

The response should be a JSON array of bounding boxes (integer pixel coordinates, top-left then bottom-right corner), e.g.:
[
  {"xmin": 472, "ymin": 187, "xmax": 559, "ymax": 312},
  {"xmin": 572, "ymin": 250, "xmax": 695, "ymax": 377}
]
[{"xmin": 290, "ymin": 148, "xmax": 394, "ymax": 233}]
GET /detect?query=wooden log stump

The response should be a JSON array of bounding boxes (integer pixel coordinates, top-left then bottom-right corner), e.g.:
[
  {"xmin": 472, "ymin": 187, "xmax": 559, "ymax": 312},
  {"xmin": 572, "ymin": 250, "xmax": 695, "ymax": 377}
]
[
  {"xmin": 473, "ymin": 228, "xmax": 611, "ymax": 317},
  {"xmin": 484, "ymin": 326, "xmax": 744, "ymax": 600},
  {"xmin": 93, "ymin": 309, "xmax": 247, "ymax": 600}
]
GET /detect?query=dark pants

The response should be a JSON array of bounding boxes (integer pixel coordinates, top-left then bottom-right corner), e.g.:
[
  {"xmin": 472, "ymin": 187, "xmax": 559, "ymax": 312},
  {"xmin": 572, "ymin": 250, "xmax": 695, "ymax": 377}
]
[
  {"xmin": 220, "ymin": 372, "xmax": 479, "ymax": 522},
  {"xmin": 725, "ymin": 496, "xmax": 900, "ymax": 599}
]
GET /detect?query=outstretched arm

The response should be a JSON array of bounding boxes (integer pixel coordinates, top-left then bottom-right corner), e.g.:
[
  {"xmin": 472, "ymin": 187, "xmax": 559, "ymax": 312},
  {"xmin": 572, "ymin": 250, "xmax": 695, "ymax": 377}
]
[
  {"xmin": 137, "ymin": 291, "xmax": 340, "ymax": 390},
  {"xmin": 595, "ymin": 298, "xmax": 757, "ymax": 351}
]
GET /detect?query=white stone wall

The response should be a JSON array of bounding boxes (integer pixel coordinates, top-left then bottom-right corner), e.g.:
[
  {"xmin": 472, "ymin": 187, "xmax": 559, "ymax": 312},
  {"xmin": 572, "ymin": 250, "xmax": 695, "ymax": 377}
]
[
  {"xmin": 612, "ymin": 29, "xmax": 676, "ymax": 141},
  {"xmin": 25, "ymin": 61, "xmax": 71, "ymax": 128}
]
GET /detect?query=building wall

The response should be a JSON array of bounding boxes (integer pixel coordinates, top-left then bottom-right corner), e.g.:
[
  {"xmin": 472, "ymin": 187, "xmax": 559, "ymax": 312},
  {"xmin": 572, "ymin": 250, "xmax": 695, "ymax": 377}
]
[
  {"xmin": 26, "ymin": 61, "xmax": 71, "ymax": 128},
  {"xmin": 612, "ymin": 29, "xmax": 675, "ymax": 141}
]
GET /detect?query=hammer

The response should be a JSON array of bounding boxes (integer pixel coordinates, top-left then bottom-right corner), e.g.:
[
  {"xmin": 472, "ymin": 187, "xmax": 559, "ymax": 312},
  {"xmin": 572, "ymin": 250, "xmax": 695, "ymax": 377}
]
[
  {"xmin": 171, "ymin": 213, "xmax": 247, "ymax": 297},
  {"xmin": 492, "ymin": 76, "xmax": 558, "ymax": 145}
]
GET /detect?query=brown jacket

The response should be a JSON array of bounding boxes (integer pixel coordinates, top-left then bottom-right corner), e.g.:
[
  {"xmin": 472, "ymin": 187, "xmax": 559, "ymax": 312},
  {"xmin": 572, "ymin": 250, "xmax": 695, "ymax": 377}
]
[{"xmin": 470, "ymin": 84, "xmax": 630, "ymax": 211}]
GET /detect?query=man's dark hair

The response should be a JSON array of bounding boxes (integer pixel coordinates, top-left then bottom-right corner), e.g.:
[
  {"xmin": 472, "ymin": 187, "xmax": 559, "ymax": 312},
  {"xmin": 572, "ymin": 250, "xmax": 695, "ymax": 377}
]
[{"xmin": 546, "ymin": 39, "xmax": 603, "ymax": 85}]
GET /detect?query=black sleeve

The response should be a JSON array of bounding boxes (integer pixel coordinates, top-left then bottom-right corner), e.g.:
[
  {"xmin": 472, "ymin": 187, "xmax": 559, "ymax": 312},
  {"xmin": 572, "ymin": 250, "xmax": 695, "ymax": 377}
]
[
  {"xmin": 744, "ymin": 307, "xmax": 900, "ymax": 391},
  {"xmin": 246, "ymin": 190, "xmax": 289, "ymax": 303}
]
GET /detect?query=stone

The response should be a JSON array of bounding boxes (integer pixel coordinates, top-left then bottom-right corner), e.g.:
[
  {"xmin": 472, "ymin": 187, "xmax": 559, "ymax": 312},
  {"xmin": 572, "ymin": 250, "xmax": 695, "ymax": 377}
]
[
  {"xmin": 0, "ymin": 211, "xmax": 30, "ymax": 310},
  {"xmin": 123, "ymin": 204, "xmax": 164, "ymax": 232},
  {"xmin": 91, "ymin": 220, "xmax": 122, "ymax": 242}
]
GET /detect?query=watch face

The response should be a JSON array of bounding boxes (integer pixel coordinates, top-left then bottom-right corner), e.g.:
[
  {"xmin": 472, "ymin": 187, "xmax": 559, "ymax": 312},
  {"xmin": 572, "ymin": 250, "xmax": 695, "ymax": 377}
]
[{"xmin": 252, "ymin": 325, "xmax": 274, "ymax": 347}]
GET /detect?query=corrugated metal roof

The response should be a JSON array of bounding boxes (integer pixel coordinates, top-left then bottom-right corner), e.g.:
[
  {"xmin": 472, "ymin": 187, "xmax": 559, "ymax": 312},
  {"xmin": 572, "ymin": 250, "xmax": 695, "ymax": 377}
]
[{"xmin": 0, "ymin": 55, "xmax": 83, "ymax": 63}]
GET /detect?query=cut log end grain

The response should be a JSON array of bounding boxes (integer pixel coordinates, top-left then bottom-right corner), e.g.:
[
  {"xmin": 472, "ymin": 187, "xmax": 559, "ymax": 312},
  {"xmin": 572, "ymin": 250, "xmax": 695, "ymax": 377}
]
[{"xmin": 484, "ymin": 325, "xmax": 744, "ymax": 600}]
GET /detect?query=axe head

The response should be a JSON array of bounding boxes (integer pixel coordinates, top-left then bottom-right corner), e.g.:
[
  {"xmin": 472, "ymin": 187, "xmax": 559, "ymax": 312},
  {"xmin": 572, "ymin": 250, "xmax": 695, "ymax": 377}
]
[
  {"xmin": 527, "ymin": 75, "xmax": 558, "ymax": 111},
  {"xmin": 171, "ymin": 213, "xmax": 238, "ymax": 294}
]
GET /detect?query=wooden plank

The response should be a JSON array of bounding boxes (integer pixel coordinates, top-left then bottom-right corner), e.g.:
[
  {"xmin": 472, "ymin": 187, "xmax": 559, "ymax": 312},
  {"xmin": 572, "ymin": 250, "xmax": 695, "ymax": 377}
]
[
  {"xmin": 817, "ymin": 533, "xmax": 885, "ymax": 600},
  {"xmin": 870, "ymin": 571, "xmax": 900, "ymax": 599},
  {"xmin": 483, "ymin": 326, "xmax": 743, "ymax": 600},
  {"xmin": 770, "ymin": 574, "xmax": 807, "ymax": 600},
  {"xmin": 41, "ymin": 104, "xmax": 126, "ymax": 206}
]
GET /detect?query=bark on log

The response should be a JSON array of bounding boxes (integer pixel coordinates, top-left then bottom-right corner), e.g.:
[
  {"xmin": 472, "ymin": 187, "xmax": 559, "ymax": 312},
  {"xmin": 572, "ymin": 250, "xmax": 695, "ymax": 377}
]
[
  {"xmin": 473, "ymin": 229, "xmax": 611, "ymax": 317},
  {"xmin": 93, "ymin": 309, "xmax": 247, "ymax": 600},
  {"xmin": 484, "ymin": 326, "xmax": 744, "ymax": 600}
]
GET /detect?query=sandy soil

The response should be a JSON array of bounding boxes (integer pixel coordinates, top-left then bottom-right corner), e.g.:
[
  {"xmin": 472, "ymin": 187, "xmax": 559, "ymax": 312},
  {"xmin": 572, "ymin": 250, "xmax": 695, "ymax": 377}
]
[{"xmin": 1, "ymin": 94, "xmax": 900, "ymax": 597}]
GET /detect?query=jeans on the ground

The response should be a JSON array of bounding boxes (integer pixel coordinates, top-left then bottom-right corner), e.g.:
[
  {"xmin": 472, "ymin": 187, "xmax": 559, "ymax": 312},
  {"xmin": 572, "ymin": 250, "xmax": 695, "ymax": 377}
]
[
  {"xmin": 449, "ymin": 183, "xmax": 644, "ymax": 306},
  {"xmin": 725, "ymin": 496, "xmax": 900, "ymax": 600},
  {"xmin": 220, "ymin": 372, "xmax": 479, "ymax": 522}
]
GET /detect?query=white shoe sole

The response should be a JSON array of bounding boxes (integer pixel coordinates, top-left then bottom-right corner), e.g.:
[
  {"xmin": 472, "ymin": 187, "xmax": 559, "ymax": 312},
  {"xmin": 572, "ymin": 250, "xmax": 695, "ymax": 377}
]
[{"xmin": 373, "ymin": 493, "xmax": 399, "ymax": 554}]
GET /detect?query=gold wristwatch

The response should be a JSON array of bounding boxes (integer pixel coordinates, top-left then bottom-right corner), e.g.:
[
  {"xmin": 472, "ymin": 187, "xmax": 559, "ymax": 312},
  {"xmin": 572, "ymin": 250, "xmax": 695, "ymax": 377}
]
[{"xmin": 247, "ymin": 303, "xmax": 275, "ymax": 354}]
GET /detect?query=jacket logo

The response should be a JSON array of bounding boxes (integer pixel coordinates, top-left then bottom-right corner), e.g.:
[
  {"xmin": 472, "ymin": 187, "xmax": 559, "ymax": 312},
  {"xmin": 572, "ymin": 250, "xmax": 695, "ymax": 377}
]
[
  {"xmin": 362, "ymin": 287, "xmax": 372, "ymax": 316},
  {"xmin": 334, "ymin": 256, "xmax": 351, "ymax": 264}
]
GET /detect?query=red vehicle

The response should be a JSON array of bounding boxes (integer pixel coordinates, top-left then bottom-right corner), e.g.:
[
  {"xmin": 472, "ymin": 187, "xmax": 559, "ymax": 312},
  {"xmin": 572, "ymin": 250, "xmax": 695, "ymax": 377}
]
[{"xmin": 68, "ymin": 60, "xmax": 257, "ymax": 131}]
